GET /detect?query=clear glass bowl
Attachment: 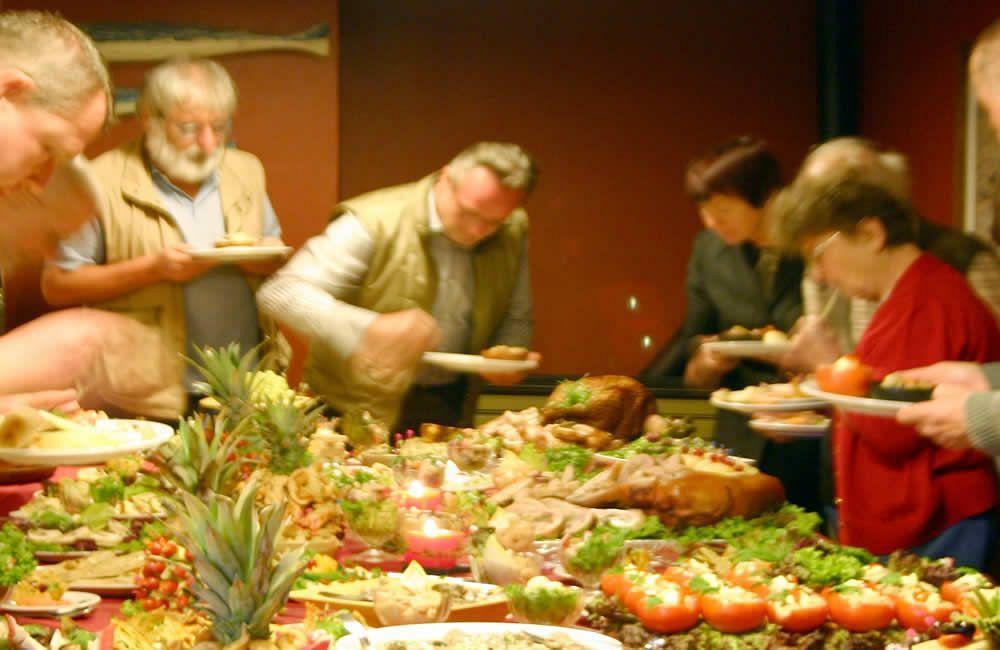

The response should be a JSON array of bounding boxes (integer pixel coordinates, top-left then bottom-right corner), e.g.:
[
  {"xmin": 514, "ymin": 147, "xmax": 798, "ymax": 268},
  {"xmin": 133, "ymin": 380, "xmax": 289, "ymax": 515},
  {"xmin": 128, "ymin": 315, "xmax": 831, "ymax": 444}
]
[
  {"xmin": 372, "ymin": 580, "xmax": 453, "ymax": 626},
  {"xmin": 506, "ymin": 584, "xmax": 585, "ymax": 626}
]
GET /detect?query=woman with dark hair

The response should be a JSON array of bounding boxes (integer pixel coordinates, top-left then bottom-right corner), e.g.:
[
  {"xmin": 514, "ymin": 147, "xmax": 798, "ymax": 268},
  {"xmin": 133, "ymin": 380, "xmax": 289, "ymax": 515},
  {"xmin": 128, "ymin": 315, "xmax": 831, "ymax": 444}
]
[
  {"xmin": 774, "ymin": 179, "xmax": 1000, "ymax": 568},
  {"xmin": 644, "ymin": 136, "xmax": 820, "ymax": 514}
]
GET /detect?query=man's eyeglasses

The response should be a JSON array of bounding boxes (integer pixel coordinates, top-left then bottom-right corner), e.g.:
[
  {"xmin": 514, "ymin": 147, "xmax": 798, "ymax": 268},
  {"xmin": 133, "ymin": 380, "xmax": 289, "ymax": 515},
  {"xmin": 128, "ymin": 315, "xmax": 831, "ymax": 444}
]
[
  {"xmin": 166, "ymin": 119, "xmax": 231, "ymax": 139},
  {"xmin": 809, "ymin": 231, "xmax": 841, "ymax": 264}
]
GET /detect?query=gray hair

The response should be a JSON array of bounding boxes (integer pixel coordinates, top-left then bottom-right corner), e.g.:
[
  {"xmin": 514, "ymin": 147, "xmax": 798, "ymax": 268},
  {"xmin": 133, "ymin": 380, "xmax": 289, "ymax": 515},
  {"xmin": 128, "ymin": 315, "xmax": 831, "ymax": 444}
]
[
  {"xmin": 972, "ymin": 19, "xmax": 1000, "ymax": 96},
  {"xmin": 798, "ymin": 137, "xmax": 911, "ymax": 200},
  {"xmin": 448, "ymin": 141, "xmax": 539, "ymax": 195},
  {"xmin": 0, "ymin": 11, "xmax": 110, "ymax": 120},
  {"xmin": 139, "ymin": 58, "xmax": 237, "ymax": 119}
]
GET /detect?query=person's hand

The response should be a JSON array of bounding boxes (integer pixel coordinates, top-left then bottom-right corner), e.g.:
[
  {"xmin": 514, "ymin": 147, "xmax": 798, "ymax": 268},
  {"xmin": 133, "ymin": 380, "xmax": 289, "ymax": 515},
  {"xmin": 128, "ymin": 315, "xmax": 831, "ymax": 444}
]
[
  {"xmin": 683, "ymin": 336, "xmax": 739, "ymax": 388},
  {"xmin": 481, "ymin": 351, "xmax": 541, "ymax": 386},
  {"xmin": 896, "ymin": 384, "xmax": 976, "ymax": 450},
  {"xmin": 894, "ymin": 362, "xmax": 989, "ymax": 392},
  {"xmin": 353, "ymin": 308, "xmax": 442, "ymax": 381},
  {"xmin": 0, "ymin": 389, "xmax": 81, "ymax": 415},
  {"xmin": 238, "ymin": 236, "xmax": 289, "ymax": 276},
  {"xmin": 780, "ymin": 315, "xmax": 842, "ymax": 374},
  {"xmin": 155, "ymin": 243, "xmax": 217, "ymax": 283}
]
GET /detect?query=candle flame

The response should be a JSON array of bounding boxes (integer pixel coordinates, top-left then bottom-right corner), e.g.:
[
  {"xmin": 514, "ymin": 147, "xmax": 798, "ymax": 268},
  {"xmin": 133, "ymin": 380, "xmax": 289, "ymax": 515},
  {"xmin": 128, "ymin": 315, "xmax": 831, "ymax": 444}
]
[
  {"xmin": 406, "ymin": 480, "xmax": 426, "ymax": 497},
  {"xmin": 422, "ymin": 517, "xmax": 446, "ymax": 536}
]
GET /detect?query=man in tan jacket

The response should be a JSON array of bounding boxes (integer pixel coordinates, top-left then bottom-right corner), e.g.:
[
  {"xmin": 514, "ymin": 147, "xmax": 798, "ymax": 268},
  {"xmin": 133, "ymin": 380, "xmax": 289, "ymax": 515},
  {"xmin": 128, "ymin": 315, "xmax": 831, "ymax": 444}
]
[
  {"xmin": 41, "ymin": 59, "xmax": 288, "ymax": 415},
  {"xmin": 258, "ymin": 142, "xmax": 540, "ymax": 431}
]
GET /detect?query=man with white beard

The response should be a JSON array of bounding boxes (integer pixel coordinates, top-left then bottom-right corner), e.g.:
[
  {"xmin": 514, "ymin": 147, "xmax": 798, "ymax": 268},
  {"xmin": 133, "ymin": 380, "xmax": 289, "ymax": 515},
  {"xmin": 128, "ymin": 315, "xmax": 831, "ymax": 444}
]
[{"xmin": 40, "ymin": 58, "xmax": 288, "ymax": 410}]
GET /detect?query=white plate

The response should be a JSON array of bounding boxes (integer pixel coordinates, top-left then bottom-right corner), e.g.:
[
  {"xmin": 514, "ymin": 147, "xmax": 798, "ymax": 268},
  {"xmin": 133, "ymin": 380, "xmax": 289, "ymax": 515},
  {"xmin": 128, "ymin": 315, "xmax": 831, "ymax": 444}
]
[
  {"xmin": 421, "ymin": 352, "xmax": 538, "ymax": 374},
  {"xmin": 0, "ymin": 590, "xmax": 100, "ymax": 617},
  {"xmin": 703, "ymin": 340, "xmax": 792, "ymax": 357},
  {"xmin": 335, "ymin": 622, "xmax": 622, "ymax": 650},
  {"xmin": 188, "ymin": 245, "xmax": 292, "ymax": 263},
  {"xmin": 800, "ymin": 379, "xmax": 910, "ymax": 417},
  {"xmin": 710, "ymin": 394, "xmax": 828, "ymax": 413},
  {"xmin": 67, "ymin": 578, "xmax": 136, "ymax": 597},
  {"xmin": 0, "ymin": 419, "xmax": 174, "ymax": 467},
  {"xmin": 749, "ymin": 417, "xmax": 830, "ymax": 438},
  {"xmin": 595, "ymin": 452, "xmax": 757, "ymax": 466}
]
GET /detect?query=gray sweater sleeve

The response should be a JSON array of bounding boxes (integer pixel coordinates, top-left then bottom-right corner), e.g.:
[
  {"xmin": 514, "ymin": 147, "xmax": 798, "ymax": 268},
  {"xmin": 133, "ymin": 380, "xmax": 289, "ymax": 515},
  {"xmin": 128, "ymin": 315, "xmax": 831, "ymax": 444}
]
[{"xmin": 965, "ymin": 388, "xmax": 1000, "ymax": 457}]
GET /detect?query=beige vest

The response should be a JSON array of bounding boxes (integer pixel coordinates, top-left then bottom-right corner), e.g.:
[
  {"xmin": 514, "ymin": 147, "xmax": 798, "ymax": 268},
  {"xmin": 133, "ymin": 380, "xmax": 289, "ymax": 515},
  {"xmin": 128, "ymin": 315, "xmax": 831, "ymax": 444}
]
[
  {"xmin": 90, "ymin": 139, "xmax": 288, "ymax": 414},
  {"xmin": 305, "ymin": 174, "xmax": 529, "ymax": 426}
]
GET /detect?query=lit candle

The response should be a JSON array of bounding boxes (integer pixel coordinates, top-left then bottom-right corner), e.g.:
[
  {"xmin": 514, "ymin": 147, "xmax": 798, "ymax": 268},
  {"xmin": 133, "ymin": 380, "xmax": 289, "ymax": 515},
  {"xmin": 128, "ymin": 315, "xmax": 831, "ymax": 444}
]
[
  {"xmin": 402, "ymin": 480, "xmax": 443, "ymax": 511},
  {"xmin": 403, "ymin": 516, "xmax": 467, "ymax": 570}
]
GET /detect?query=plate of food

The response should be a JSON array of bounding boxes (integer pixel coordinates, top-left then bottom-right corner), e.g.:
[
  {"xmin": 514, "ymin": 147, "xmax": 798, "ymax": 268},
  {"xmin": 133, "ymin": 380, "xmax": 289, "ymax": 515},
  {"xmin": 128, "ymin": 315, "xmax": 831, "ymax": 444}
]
[
  {"xmin": 291, "ymin": 563, "xmax": 507, "ymax": 627},
  {"xmin": 703, "ymin": 325, "xmax": 791, "ymax": 357},
  {"xmin": 710, "ymin": 383, "xmax": 829, "ymax": 413},
  {"xmin": 800, "ymin": 378, "xmax": 914, "ymax": 417},
  {"xmin": 0, "ymin": 410, "xmax": 174, "ymax": 466},
  {"xmin": 0, "ymin": 589, "xmax": 100, "ymax": 618},
  {"xmin": 334, "ymin": 622, "xmax": 622, "ymax": 650},
  {"xmin": 188, "ymin": 233, "xmax": 292, "ymax": 263},
  {"xmin": 749, "ymin": 411, "xmax": 831, "ymax": 438},
  {"xmin": 801, "ymin": 355, "xmax": 935, "ymax": 417},
  {"xmin": 30, "ymin": 550, "xmax": 144, "ymax": 596},
  {"xmin": 422, "ymin": 347, "xmax": 538, "ymax": 374}
]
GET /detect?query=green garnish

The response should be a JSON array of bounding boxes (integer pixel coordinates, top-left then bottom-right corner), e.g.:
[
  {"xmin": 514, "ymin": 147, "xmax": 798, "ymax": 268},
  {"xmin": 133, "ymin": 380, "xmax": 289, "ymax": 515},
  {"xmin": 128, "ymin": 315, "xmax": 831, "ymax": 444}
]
[
  {"xmin": 29, "ymin": 509, "xmax": 76, "ymax": 531},
  {"xmin": 0, "ymin": 524, "xmax": 36, "ymax": 586},
  {"xmin": 505, "ymin": 582, "xmax": 581, "ymax": 626},
  {"xmin": 791, "ymin": 545, "xmax": 871, "ymax": 587},
  {"xmin": 79, "ymin": 502, "xmax": 115, "ymax": 530},
  {"xmin": 312, "ymin": 615, "xmax": 350, "ymax": 639},
  {"xmin": 558, "ymin": 380, "xmax": 591, "ymax": 408},
  {"xmin": 89, "ymin": 474, "xmax": 125, "ymax": 503}
]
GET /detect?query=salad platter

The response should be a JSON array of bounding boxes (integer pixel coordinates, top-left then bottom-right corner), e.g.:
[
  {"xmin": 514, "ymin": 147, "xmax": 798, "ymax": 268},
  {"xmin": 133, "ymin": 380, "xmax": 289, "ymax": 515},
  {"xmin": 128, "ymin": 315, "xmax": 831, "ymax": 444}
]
[{"xmin": 334, "ymin": 622, "xmax": 623, "ymax": 650}]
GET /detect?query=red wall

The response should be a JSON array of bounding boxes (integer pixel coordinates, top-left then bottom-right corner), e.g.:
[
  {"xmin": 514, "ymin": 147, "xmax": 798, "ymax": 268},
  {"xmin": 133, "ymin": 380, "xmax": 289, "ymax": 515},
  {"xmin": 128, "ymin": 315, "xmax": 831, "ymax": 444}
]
[
  {"xmin": 862, "ymin": 1, "xmax": 999, "ymax": 226},
  {"xmin": 2, "ymin": 0, "xmax": 338, "ymax": 381},
  {"xmin": 340, "ymin": 0, "xmax": 818, "ymax": 375}
]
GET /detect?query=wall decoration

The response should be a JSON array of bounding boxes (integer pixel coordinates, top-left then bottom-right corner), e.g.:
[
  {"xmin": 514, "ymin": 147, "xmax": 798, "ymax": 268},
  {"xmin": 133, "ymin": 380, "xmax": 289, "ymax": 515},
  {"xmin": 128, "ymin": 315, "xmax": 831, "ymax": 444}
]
[
  {"xmin": 113, "ymin": 88, "xmax": 139, "ymax": 118},
  {"xmin": 961, "ymin": 59, "xmax": 1000, "ymax": 245},
  {"xmin": 81, "ymin": 23, "xmax": 330, "ymax": 62}
]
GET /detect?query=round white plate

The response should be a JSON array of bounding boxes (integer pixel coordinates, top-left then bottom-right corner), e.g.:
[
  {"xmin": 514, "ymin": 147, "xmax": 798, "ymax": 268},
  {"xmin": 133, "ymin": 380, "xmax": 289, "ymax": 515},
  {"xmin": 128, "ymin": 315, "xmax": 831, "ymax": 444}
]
[
  {"xmin": 0, "ymin": 590, "xmax": 100, "ymax": 617},
  {"xmin": 335, "ymin": 622, "xmax": 621, "ymax": 650},
  {"xmin": 188, "ymin": 245, "xmax": 292, "ymax": 263},
  {"xmin": 703, "ymin": 340, "xmax": 792, "ymax": 357},
  {"xmin": 68, "ymin": 579, "xmax": 136, "ymax": 597},
  {"xmin": 0, "ymin": 419, "xmax": 174, "ymax": 467},
  {"xmin": 749, "ymin": 417, "xmax": 830, "ymax": 438},
  {"xmin": 595, "ymin": 451, "xmax": 757, "ymax": 466},
  {"xmin": 800, "ymin": 379, "xmax": 910, "ymax": 417},
  {"xmin": 710, "ymin": 394, "xmax": 828, "ymax": 413},
  {"xmin": 421, "ymin": 351, "xmax": 538, "ymax": 374}
]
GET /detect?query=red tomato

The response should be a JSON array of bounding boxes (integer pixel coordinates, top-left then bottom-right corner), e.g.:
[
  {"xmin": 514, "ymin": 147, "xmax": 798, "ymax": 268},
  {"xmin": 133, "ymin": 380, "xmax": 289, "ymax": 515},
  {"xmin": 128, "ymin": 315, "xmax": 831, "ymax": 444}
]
[
  {"xmin": 661, "ymin": 565, "xmax": 698, "ymax": 589},
  {"xmin": 825, "ymin": 587, "xmax": 895, "ymax": 632},
  {"xmin": 728, "ymin": 561, "xmax": 772, "ymax": 594},
  {"xmin": 134, "ymin": 587, "xmax": 149, "ymax": 599},
  {"xmin": 700, "ymin": 587, "xmax": 768, "ymax": 633},
  {"xmin": 601, "ymin": 570, "xmax": 632, "ymax": 600},
  {"xmin": 161, "ymin": 541, "xmax": 178, "ymax": 558},
  {"xmin": 159, "ymin": 579, "xmax": 179, "ymax": 595},
  {"xmin": 816, "ymin": 355, "xmax": 873, "ymax": 397},
  {"xmin": 173, "ymin": 594, "xmax": 190, "ymax": 610},
  {"xmin": 940, "ymin": 575, "xmax": 992, "ymax": 604},
  {"xmin": 143, "ymin": 560, "xmax": 166, "ymax": 577},
  {"xmin": 171, "ymin": 565, "xmax": 187, "ymax": 580},
  {"xmin": 632, "ymin": 586, "xmax": 701, "ymax": 634},
  {"xmin": 766, "ymin": 588, "xmax": 829, "ymax": 632},
  {"xmin": 147, "ymin": 541, "xmax": 163, "ymax": 556},
  {"xmin": 141, "ymin": 598, "xmax": 164, "ymax": 611},
  {"xmin": 896, "ymin": 595, "xmax": 958, "ymax": 632}
]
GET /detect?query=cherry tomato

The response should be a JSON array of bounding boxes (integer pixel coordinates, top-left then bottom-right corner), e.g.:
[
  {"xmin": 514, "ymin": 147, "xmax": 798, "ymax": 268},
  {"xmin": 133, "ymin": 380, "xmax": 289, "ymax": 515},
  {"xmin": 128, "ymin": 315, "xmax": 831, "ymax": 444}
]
[
  {"xmin": 174, "ymin": 594, "xmax": 190, "ymax": 610},
  {"xmin": 816, "ymin": 355, "xmax": 873, "ymax": 397},
  {"xmin": 171, "ymin": 565, "xmax": 187, "ymax": 580},
  {"xmin": 161, "ymin": 541, "xmax": 178, "ymax": 558},
  {"xmin": 766, "ymin": 587, "xmax": 829, "ymax": 632},
  {"xmin": 825, "ymin": 586, "xmax": 895, "ymax": 632},
  {"xmin": 896, "ymin": 594, "xmax": 957, "ymax": 632},
  {"xmin": 142, "ymin": 575, "xmax": 160, "ymax": 590},
  {"xmin": 159, "ymin": 579, "xmax": 179, "ymax": 595},
  {"xmin": 147, "ymin": 541, "xmax": 163, "ymax": 557},
  {"xmin": 143, "ymin": 560, "xmax": 166, "ymax": 577},
  {"xmin": 700, "ymin": 587, "xmax": 768, "ymax": 633},
  {"xmin": 141, "ymin": 597, "xmax": 163, "ymax": 611},
  {"xmin": 632, "ymin": 585, "xmax": 701, "ymax": 634},
  {"xmin": 134, "ymin": 587, "xmax": 149, "ymax": 599}
]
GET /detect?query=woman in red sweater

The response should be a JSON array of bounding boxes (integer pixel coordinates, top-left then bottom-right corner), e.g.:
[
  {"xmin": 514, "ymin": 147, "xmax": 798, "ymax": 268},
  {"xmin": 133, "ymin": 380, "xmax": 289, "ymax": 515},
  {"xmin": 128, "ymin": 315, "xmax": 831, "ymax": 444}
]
[{"xmin": 775, "ymin": 178, "xmax": 999, "ymax": 569}]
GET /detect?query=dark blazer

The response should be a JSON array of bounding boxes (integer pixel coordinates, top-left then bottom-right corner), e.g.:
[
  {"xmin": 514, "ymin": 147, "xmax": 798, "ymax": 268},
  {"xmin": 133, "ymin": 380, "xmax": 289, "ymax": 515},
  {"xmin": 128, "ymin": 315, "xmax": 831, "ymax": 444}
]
[{"xmin": 644, "ymin": 229, "xmax": 804, "ymax": 388}]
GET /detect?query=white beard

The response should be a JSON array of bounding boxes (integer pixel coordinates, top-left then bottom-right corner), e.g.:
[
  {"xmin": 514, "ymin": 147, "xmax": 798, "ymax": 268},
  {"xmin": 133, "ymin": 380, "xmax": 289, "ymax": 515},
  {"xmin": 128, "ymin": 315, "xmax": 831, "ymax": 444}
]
[{"xmin": 145, "ymin": 120, "xmax": 224, "ymax": 184}]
